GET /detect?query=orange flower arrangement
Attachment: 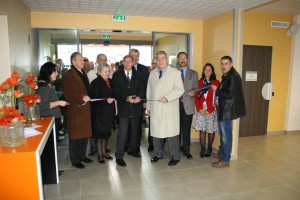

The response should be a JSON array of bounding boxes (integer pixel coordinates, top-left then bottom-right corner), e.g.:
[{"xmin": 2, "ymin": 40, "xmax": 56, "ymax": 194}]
[
  {"xmin": 0, "ymin": 71, "xmax": 24, "ymax": 108},
  {"xmin": 21, "ymin": 72, "xmax": 40, "ymax": 107},
  {"xmin": 0, "ymin": 71, "xmax": 25, "ymax": 126},
  {"xmin": 0, "ymin": 107, "xmax": 25, "ymax": 126}
]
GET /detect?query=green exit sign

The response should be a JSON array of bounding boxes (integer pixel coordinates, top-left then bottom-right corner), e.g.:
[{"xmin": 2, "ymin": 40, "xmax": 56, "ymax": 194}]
[
  {"xmin": 102, "ymin": 34, "xmax": 111, "ymax": 39},
  {"xmin": 113, "ymin": 15, "xmax": 126, "ymax": 22}
]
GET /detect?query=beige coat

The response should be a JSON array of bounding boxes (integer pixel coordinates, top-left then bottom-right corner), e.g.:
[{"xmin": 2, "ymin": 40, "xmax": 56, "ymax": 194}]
[{"xmin": 146, "ymin": 66, "xmax": 184, "ymax": 138}]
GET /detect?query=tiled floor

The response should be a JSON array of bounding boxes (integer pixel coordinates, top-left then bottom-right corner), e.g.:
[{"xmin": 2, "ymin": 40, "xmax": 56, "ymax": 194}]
[{"xmin": 45, "ymin": 128, "xmax": 300, "ymax": 200}]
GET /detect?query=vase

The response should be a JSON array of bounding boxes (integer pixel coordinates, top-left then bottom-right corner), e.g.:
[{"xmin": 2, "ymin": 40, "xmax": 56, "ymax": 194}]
[
  {"xmin": 0, "ymin": 122, "xmax": 24, "ymax": 147},
  {"xmin": 24, "ymin": 104, "xmax": 40, "ymax": 121}
]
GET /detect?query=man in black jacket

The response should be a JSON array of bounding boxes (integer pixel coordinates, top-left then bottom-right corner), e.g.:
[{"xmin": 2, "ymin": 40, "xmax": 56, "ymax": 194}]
[
  {"xmin": 112, "ymin": 55, "xmax": 145, "ymax": 167},
  {"xmin": 211, "ymin": 56, "xmax": 246, "ymax": 167}
]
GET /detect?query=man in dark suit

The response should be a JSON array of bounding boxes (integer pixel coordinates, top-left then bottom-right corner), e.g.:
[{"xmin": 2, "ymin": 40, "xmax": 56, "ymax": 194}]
[
  {"xmin": 128, "ymin": 49, "xmax": 149, "ymax": 154},
  {"xmin": 112, "ymin": 55, "xmax": 145, "ymax": 167},
  {"xmin": 177, "ymin": 52, "xmax": 199, "ymax": 160}
]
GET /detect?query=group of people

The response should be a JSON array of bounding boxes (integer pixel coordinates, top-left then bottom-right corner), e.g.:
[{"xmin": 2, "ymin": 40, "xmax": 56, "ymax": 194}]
[{"xmin": 36, "ymin": 48, "xmax": 245, "ymax": 169}]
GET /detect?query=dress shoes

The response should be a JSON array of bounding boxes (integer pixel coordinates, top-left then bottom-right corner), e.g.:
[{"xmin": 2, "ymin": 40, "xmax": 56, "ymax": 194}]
[
  {"xmin": 128, "ymin": 152, "xmax": 142, "ymax": 158},
  {"xmin": 151, "ymin": 156, "xmax": 162, "ymax": 163},
  {"xmin": 98, "ymin": 159, "xmax": 105, "ymax": 164},
  {"xmin": 205, "ymin": 148, "xmax": 212, "ymax": 157},
  {"xmin": 185, "ymin": 153, "xmax": 193, "ymax": 160},
  {"xmin": 148, "ymin": 145, "xmax": 154, "ymax": 152},
  {"xmin": 116, "ymin": 158, "xmax": 127, "ymax": 167},
  {"xmin": 72, "ymin": 162, "xmax": 85, "ymax": 169},
  {"xmin": 200, "ymin": 148, "xmax": 205, "ymax": 158},
  {"xmin": 104, "ymin": 154, "xmax": 113, "ymax": 160},
  {"xmin": 212, "ymin": 152, "xmax": 221, "ymax": 160},
  {"xmin": 212, "ymin": 161, "xmax": 230, "ymax": 168},
  {"xmin": 81, "ymin": 157, "xmax": 94, "ymax": 163},
  {"xmin": 88, "ymin": 151, "xmax": 97, "ymax": 156},
  {"xmin": 168, "ymin": 159, "xmax": 180, "ymax": 166}
]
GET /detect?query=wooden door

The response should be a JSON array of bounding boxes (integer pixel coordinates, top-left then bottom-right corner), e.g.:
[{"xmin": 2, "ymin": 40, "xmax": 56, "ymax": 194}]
[{"xmin": 239, "ymin": 45, "xmax": 272, "ymax": 137}]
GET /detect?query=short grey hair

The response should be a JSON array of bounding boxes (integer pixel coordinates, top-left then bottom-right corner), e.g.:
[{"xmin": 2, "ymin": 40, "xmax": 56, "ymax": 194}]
[
  {"xmin": 155, "ymin": 50, "xmax": 168, "ymax": 59},
  {"xmin": 97, "ymin": 62, "xmax": 111, "ymax": 74}
]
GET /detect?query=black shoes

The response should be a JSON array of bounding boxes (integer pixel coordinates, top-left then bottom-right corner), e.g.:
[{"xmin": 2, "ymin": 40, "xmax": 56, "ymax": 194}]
[
  {"xmin": 72, "ymin": 162, "xmax": 85, "ymax": 169},
  {"xmin": 185, "ymin": 153, "xmax": 193, "ymax": 160},
  {"xmin": 88, "ymin": 151, "xmax": 97, "ymax": 156},
  {"xmin": 205, "ymin": 147, "xmax": 212, "ymax": 157},
  {"xmin": 168, "ymin": 159, "xmax": 180, "ymax": 166},
  {"xmin": 128, "ymin": 152, "xmax": 142, "ymax": 158},
  {"xmin": 148, "ymin": 145, "xmax": 154, "ymax": 152},
  {"xmin": 81, "ymin": 157, "xmax": 93, "ymax": 163},
  {"xmin": 104, "ymin": 154, "xmax": 113, "ymax": 160},
  {"xmin": 200, "ymin": 148, "xmax": 205, "ymax": 158},
  {"xmin": 116, "ymin": 158, "xmax": 127, "ymax": 167},
  {"xmin": 98, "ymin": 159, "xmax": 105, "ymax": 164},
  {"xmin": 151, "ymin": 156, "xmax": 162, "ymax": 163}
]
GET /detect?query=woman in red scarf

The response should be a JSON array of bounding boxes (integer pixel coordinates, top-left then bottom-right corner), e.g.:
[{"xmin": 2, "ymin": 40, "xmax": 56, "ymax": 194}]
[{"xmin": 193, "ymin": 63, "xmax": 220, "ymax": 157}]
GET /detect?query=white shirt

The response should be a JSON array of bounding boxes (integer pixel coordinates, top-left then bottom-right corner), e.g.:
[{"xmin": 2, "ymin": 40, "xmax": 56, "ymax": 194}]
[
  {"xmin": 124, "ymin": 69, "xmax": 132, "ymax": 80},
  {"xmin": 87, "ymin": 67, "xmax": 98, "ymax": 83}
]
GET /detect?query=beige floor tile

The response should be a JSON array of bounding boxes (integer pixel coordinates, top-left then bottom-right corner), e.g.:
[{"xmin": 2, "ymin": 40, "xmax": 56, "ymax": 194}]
[
  {"xmin": 143, "ymin": 171, "xmax": 182, "ymax": 188},
  {"xmin": 265, "ymin": 165, "xmax": 300, "ymax": 185},
  {"xmin": 44, "ymin": 180, "xmax": 80, "ymax": 199},
  {"xmin": 117, "ymin": 189, "xmax": 157, "ymax": 200},
  {"xmin": 109, "ymin": 163, "xmax": 142, "ymax": 177},
  {"xmin": 173, "ymin": 168, "xmax": 213, "ymax": 183},
  {"xmin": 152, "ymin": 184, "xmax": 196, "ymax": 200},
  {"xmin": 79, "ymin": 165, "xmax": 111, "ymax": 180},
  {"xmin": 261, "ymin": 186, "xmax": 300, "ymax": 200},
  {"xmin": 140, "ymin": 161, "xmax": 171, "ymax": 173},
  {"xmin": 242, "ymin": 172, "xmax": 285, "ymax": 189},
  {"xmin": 184, "ymin": 180, "xmax": 228, "ymax": 199},
  {"xmin": 112, "ymin": 174, "xmax": 151, "ymax": 192},
  {"xmin": 59, "ymin": 168, "xmax": 80, "ymax": 181},
  {"xmin": 216, "ymin": 175, "xmax": 257, "ymax": 194},
  {"xmin": 81, "ymin": 193, "xmax": 119, "ymax": 200},
  {"xmin": 230, "ymin": 190, "xmax": 265, "ymax": 200},
  {"xmin": 80, "ymin": 177, "xmax": 116, "ymax": 196}
]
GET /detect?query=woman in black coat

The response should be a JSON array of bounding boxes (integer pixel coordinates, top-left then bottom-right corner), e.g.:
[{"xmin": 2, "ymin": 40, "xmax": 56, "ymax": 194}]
[{"xmin": 91, "ymin": 63, "xmax": 115, "ymax": 163}]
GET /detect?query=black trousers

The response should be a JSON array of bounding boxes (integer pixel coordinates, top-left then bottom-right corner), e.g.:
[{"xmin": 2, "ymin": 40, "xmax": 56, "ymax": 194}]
[
  {"xmin": 179, "ymin": 102, "xmax": 193, "ymax": 154},
  {"xmin": 69, "ymin": 138, "xmax": 88, "ymax": 164},
  {"xmin": 148, "ymin": 117, "xmax": 153, "ymax": 147},
  {"xmin": 116, "ymin": 117, "xmax": 140, "ymax": 158}
]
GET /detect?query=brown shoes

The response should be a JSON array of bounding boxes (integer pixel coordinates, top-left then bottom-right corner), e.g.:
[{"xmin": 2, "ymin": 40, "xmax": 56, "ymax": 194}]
[
  {"xmin": 212, "ymin": 152, "xmax": 221, "ymax": 160},
  {"xmin": 212, "ymin": 161, "xmax": 230, "ymax": 168}
]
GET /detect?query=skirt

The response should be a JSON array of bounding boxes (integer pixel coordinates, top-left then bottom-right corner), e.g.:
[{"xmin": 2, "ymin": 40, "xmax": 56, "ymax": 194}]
[{"xmin": 192, "ymin": 111, "xmax": 218, "ymax": 133}]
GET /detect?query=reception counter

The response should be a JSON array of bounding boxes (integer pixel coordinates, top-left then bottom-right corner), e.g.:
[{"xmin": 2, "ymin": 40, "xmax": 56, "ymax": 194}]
[{"xmin": 0, "ymin": 117, "xmax": 59, "ymax": 200}]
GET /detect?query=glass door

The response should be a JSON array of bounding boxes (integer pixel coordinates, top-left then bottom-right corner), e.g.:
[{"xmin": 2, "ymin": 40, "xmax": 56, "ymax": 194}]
[{"xmin": 152, "ymin": 32, "xmax": 190, "ymax": 67}]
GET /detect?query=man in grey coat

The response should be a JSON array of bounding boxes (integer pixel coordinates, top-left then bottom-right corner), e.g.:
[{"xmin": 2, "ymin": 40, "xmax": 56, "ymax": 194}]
[{"xmin": 177, "ymin": 52, "xmax": 199, "ymax": 160}]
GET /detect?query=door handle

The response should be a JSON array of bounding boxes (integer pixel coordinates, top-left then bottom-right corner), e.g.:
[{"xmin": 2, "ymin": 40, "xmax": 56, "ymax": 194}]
[{"xmin": 262, "ymin": 82, "xmax": 273, "ymax": 100}]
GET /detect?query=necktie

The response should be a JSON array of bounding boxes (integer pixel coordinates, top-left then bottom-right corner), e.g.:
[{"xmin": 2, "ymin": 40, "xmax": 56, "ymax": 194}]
[
  {"xmin": 159, "ymin": 70, "xmax": 162, "ymax": 79},
  {"xmin": 127, "ymin": 72, "xmax": 131, "ymax": 84},
  {"xmin": 180, "ymin": 69, "xmax": 184, "ymax": 102}
]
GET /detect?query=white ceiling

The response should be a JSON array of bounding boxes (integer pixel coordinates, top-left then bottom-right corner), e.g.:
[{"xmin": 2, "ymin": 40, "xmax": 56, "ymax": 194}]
[{"xmin": 21, "ymin": 0, "xmax": 289, "ymax": 20}]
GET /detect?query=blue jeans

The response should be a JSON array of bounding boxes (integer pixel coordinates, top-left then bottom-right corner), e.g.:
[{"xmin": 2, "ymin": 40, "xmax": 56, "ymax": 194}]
[{"xmin": 218, "ymin": 120, "xmax": 233, "ymax": 162}]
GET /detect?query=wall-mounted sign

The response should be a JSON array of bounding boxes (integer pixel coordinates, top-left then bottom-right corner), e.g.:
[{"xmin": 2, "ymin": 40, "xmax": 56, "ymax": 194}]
[
  {"xmin": 245, "ymin": 71, "xmax": 257, "ymax": 81},
  {"xmin": 113, "ymin": 15, "xmax": 126, "ymax": 22},
  {"xmin": 102, "ymin": 34, "xmax": 111, "ymax": 39}
]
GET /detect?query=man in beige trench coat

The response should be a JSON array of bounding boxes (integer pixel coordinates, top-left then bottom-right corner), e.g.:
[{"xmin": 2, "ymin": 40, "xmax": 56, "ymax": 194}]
[{"xmin": 146, "ymin": 50, "xmax": 184, "ymax": 166}]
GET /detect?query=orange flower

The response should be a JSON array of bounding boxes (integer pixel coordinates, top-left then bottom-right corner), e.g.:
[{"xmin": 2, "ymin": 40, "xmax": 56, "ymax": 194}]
[
  {"xmin": 0, "ymin": 107, "xmax": 25, "ymax": 126},
  {"xmin": 30, "ymin": 83, "xmax": 36, "ymax": 90},
  {"xmin": 22, "ymin": 94, "xmax": 41, "ymax": 107},
  {"xmin": 14, "ymin": 90, "xmax": 23, "ymax": 98},
  {"xmin": 11, "ymin": 71, "xmax": 19, "ymax": 79},
  {"xmin": 8, "ymin": 77, "xmax": 18, "ymax": 86},
  {"xmin": 25, "ymin": 75, "xmax": 35, "ymax": 84}
]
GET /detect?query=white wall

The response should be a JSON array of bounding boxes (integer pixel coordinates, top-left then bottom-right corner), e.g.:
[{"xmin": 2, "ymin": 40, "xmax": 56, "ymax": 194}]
[
  {"xmin": 0, "ymin": 15, "xmax": 11, "ymax": 82},
  {"xmin": 0, "ymin": 0, "xmax": 33, "ymax": 78},
  {"xmin": 285, "ymin": 15, "xmax": 300, "ymax": 132}
]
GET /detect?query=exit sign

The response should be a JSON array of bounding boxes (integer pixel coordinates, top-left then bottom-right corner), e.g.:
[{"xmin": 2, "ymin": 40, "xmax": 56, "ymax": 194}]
[
  {"xmin": 102, "ymin": 34, "xmax": 111, "ymax": 39},
  {"xmin": 113, "ymin": 15, "xmax": 126, "ymax": 22}
]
